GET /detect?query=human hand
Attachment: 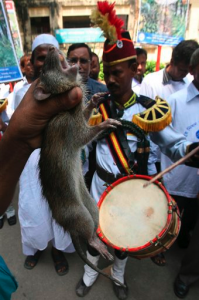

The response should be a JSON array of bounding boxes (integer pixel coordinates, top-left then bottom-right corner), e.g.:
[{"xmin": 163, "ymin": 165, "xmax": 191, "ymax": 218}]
[{"xmin": 7, "ymin": 79, "xmax": 82, "ymax": 150}]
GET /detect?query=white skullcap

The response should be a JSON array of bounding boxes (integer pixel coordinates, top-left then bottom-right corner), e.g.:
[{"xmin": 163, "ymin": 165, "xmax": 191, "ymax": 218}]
[
  {"xmin": 0, "ymin": 84, "xmax": 10, "ymax": 99},
  {"xmin": 32, "ymin": 34, "xmax": 59, "ymax": 52}
]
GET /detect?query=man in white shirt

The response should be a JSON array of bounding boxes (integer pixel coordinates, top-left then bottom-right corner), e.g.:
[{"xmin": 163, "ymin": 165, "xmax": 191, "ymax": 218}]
[
  {"xmin": 140, "ymin": 40, "xmax": 198, "ymax": 101},
  {"xmin": 173, "ymin": 48, "xmax": 199, "ymax": 299},
  {"xmin": 132, "ymin": 48, "xmax": 147, "ymax": 95},
  {"xmin": 139, "ymin": 40, "xmax": 199, "ymax": 266}
]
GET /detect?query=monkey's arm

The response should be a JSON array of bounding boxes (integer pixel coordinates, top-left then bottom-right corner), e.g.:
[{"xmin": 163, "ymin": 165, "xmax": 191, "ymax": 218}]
[
  {"xmin": 84, "ymin": 92, "xmax": 107, "ymax": 121},
  {"xmin": 83, "ymin": 100, "xmax": 96, "ymax": 121}
]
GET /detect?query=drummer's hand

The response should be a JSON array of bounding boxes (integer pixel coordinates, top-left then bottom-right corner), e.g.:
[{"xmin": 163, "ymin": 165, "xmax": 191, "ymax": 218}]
[{"xmin": 8, "ymin": 79, "xmax": 82, "ymax": 150}]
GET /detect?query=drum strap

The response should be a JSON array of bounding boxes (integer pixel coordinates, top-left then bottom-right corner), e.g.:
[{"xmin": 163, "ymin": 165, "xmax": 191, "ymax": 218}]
[{"xmin": 99, "ymin": 99, "xmax": 135, "ymax": 175}]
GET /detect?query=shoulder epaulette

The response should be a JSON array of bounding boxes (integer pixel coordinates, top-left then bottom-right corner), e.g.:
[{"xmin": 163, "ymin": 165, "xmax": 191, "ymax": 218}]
[
  {"xmin": 133, "ymin": 95, "xmax": 172, "ymax": 132},
  {"xmin": 88, "ymin": 108, "xmax": 102, "ymax": 126},
  {"xmin": 0, "ymin": 98, "xmax": 8, "ymax": 113}
]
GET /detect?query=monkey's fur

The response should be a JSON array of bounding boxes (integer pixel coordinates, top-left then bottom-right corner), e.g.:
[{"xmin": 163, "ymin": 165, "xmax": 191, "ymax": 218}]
[{"xmin": 34, "ymin": 47, "xmax": 124, "ymax": 286}]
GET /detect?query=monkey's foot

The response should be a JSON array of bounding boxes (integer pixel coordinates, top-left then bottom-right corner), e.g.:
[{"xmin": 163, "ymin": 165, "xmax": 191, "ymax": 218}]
[{"xmin": 88, "ymin": 234, "xmax": 113, "ymax": 261}]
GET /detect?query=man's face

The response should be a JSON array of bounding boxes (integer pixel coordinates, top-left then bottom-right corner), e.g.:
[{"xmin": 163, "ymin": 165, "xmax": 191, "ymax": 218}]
[
  {"xmin": 190, "ymin": 63, "xmax": 199, "ymax": 90},
  {"xmin": 24, "ymin": 56, "xmax": 34, "ymax": 80},
  {"xmin": 136, "ymin": 54, "xmax": 147, "ymax": 78},
  {"xmin": 32, "ymin": 44, "xmax": 52, "ymax": 79},
  {"xmin": 170, "ymin": 61, "xmax": 189, "ymax": 81},
  {"xmin": 90, "ymin": 55, "xmax": 100, "ymax": 80},
  {"xmin": 103, "ymin": 61, "xmax": 137, "ymax": 98},
  {"xmin": 67, "ymin": 47, "xmax": 91, "ymax": 82}
]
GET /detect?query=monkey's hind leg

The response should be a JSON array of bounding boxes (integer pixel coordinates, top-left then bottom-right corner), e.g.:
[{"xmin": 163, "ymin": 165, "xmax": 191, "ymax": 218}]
[{"xmin": 79, "ymin": 180, "xmax": 113, "ymax": 261}]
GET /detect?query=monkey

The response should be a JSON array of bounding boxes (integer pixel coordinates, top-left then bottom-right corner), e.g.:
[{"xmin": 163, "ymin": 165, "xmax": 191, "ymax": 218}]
[{"xmin": 33, "ymin": 46, "xmax": 125, "ymax": 287}]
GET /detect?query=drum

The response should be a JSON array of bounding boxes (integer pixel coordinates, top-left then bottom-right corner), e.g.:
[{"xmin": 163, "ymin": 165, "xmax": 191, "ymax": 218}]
[{"xmin": 97, "ymin": 175, "xmax": 181, "ymax": 259}]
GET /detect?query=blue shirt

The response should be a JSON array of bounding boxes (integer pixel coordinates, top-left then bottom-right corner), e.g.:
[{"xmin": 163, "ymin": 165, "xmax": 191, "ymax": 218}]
[{"xmin": 86, "ymin": 77, "xmax": 108, "ymax": 101}]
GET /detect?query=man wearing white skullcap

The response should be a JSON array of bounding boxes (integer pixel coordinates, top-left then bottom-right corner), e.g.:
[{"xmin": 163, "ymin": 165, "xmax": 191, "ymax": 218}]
[
  {"xmin": 31, "ymin": 34, "xmax": 59, "ymax": 52},
  {"xmin": 14, "ymin": 34, "xmax": 75, "ymax": 276},
  {"xmin": 14, "ymin": 34, "xmax": 59, "ymax": 109}
]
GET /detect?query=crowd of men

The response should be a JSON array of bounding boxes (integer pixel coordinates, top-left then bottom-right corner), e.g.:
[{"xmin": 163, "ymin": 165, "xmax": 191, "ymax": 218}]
[{"xmin": 0, "ymin": 29, "xmax": 199, "ymax": 300}]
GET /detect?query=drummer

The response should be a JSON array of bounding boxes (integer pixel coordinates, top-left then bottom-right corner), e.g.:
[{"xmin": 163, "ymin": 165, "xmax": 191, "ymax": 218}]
[{"xmin": 75, "ymin": 2, "xmax": 196, "ymax": 300}]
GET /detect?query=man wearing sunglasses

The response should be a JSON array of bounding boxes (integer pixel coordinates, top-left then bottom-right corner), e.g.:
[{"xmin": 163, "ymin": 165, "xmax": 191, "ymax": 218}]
[{"xmin": 67, "ymin": 43, "xmax": 107, "ymax": 102}]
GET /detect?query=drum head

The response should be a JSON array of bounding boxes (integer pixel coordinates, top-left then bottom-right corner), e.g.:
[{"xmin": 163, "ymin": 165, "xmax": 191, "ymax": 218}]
[{"xmin": 99, "ymin": 178, "xmax": 168, "ymax": 250}]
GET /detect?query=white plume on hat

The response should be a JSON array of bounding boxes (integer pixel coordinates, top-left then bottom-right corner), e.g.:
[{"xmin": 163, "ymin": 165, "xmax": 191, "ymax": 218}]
[{"xmin": 32, "ymin": 34, "xmax": 59, "ymax": 51}]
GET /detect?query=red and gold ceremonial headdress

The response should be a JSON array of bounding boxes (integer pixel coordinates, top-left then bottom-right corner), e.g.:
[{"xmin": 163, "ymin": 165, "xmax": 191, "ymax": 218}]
[{"xmin": 90, "ymin": 1, "xmax": 137, "ymax": 66}]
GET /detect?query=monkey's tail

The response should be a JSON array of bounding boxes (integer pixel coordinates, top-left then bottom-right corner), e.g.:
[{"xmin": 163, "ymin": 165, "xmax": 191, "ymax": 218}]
[{"xmin": 71, "ymin": 235, "xmax": 126, "ymax": 288}]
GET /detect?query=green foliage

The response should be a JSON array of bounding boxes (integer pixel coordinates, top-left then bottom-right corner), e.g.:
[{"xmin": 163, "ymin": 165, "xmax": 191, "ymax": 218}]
[
  {"xmin": 0, "ymin": 36, "xmax": 17, "ymax": 68},
  {"xmin": 140, "ymin": 2, "xmax": 159, "ymax": 34},
  {"xmin": 145, "ymin": 60, "xmax": 165, "ymax": 76}
]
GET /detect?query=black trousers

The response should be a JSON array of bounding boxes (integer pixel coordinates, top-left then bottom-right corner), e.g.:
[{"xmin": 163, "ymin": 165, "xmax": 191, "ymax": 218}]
[
  {"xmin": 171, "ymin": 195, "xmax": 198, "ymax": 247},
  {"xmin": 179, "ymin": 212, "xmax": 199, "ymax": 285}
]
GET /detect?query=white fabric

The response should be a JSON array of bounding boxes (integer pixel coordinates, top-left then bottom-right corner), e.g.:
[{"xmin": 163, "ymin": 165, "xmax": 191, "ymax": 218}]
[
  {"xmin": 90, "ymin": 102, "xmax": 157, "ymax": 202},
  {"xmin": 111, "ymin": 256, "xmax": 128, "ymax": 285},
  {"xmin": 82, "ymin": 145, "xmax": 89, "ymax": 176},
  {"xmin": 161, "ymin": 82, "xmax": 199, "ymax": 198},
  {"xmin": 0, "ymin": 205, "xmax": 15, "ymax": 219},
  {"xmin": 83, "ymin": 252, "xmax": 100, "ymax": 287},
  {"xmin": 32, "ymin": 34, "xmax": 59, "ymax": 51},
  {"xmin": 0, "ymin": 83, "xmax": 9, "ymax": 99},
  {"xmin": 140, "ymin": 68, "xmax": 192, "ymax": 162},
  {"xmin": 6, "ymin": 79, "xmax": 27, "ymax": 117},
  {"xmin": 18, "ymin": 149, "xmax": 75, "ymax": 256},
  {"xmin": 139, "ymin": 68, "xmax": 191, "ymax": 101},
  {"xmin": 131, "ymin": 78, "xmax": 141, "ymax": 95},
  {"xmin": 14, "ymin": 82, "xmax": 30, "ymax": 110}
]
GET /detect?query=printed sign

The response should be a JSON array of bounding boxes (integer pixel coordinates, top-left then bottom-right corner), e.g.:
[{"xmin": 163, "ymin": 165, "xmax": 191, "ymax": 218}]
[
  {"xmin": 5, "ymin": 0, "xmax": 23, "ymax": 60},
  {"xmin": 55, "ymin": 28, "xmax": 105, "ymax": 44},
  {"xmin": 137, "ymin": 0, "xmax": 189, "ymax": 46},
  {"xmin": 0, "ymin": 0, "xmax": 23, "ymax": 83}
]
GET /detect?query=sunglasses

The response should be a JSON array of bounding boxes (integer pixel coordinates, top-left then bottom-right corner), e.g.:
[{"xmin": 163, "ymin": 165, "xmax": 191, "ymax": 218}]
[{"xmin": 67, "ymin": 57, "xmax": 91, "ymax": 65}]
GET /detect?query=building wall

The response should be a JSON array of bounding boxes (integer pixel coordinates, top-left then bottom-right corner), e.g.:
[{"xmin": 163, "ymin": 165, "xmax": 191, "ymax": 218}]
[{"xmin": 15, "ymin": 0, "xmax": 198, "ymax": 63}]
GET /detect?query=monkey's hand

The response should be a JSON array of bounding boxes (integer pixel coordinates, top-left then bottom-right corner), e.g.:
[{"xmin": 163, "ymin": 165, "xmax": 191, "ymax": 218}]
[
  {"xmin": 91, "ymin": 92, "xmax": 108, "ymax": 108},
  {"xmin": 98, "ymin": 118, "xmax": 122, "ymax": 131},
  {"xmin": 84, "ymin": 92, "xmax": 108, "ymax": 121}
]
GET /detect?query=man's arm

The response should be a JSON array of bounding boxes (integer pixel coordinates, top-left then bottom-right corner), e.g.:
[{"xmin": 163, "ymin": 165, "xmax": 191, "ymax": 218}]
[
  {"xmin": 0, "ymin": 79, "xmax": 82, "ymax": 215},
  {"xmin": 150, "ymin": 125, "xmax": 191, "ymax": 162}
]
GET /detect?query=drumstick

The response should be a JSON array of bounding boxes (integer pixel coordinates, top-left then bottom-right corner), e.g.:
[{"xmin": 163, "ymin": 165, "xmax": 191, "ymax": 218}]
[{"xmin": 143, "ymin": 144, "xmax": 199, "ymax": 188}]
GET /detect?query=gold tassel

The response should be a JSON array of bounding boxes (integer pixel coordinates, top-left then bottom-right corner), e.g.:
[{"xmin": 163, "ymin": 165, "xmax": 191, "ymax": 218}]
[
  {"xmin": 132, "ymin": 96, "xmax": 172, "ymax": 132},
  {"xmin": 0, "ymin": 98, "xmax": 8, "ymax": 113},
  {"xmin": 88, "ymin": 109, "xmax": 103, "ymax": 126}
]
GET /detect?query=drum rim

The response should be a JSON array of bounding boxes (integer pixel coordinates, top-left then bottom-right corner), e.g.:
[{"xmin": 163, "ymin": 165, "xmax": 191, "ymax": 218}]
[{"xmin": 97, "ymin": 174, "xmax": 173, "ymax": 252}]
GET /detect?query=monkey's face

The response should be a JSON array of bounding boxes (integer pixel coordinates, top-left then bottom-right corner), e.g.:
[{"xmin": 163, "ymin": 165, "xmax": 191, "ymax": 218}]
[
  {"xmin": 41, "ymin": 47, "xmax": 78, "ymax": 80},
  {"xmin": 34, "ymin": 47, "xmax": 82, "ymax": 101}
]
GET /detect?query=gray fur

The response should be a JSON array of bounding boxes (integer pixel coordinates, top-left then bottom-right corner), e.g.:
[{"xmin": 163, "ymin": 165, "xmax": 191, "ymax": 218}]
[{"xmin": 34, "ymin": 47, "xmax": 124, "ymax": 287}]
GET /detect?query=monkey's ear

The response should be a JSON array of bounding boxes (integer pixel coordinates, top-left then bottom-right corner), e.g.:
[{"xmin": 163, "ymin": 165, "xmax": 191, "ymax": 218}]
[{"xmin": 34, "ymin": 86, "xmax": 51, "ymax": 101}]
